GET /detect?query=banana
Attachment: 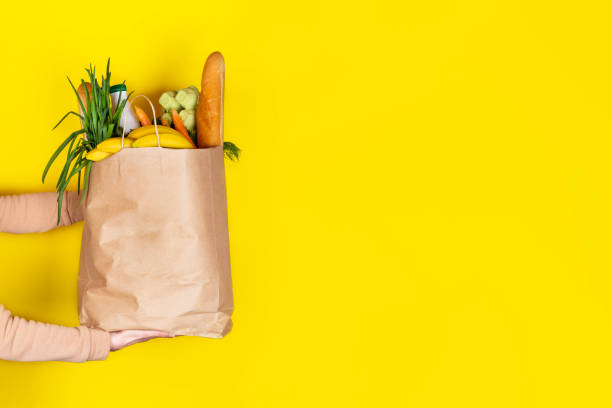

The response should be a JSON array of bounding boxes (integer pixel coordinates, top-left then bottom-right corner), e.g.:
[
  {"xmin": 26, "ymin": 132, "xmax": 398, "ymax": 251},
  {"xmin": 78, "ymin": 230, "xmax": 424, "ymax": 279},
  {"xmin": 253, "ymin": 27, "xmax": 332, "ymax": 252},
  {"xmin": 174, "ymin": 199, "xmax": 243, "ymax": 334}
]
[
  {"xmin": 87, "ymin": 131, "xmax": 193, "ymax": 162},
  {"xmin": 97, "ymin": 137, "xmax": 133, "ymax": 153},
  {"xmin": 127, "ymin": 125, "xmax": 183, "ymax": 139},
  {"xmin": 132, "ymin": 133, "xmax": 196, "ymax": 149},
  {"xmin": 86, "ymin": 148, "xmax": 112, "ymax": 162}
]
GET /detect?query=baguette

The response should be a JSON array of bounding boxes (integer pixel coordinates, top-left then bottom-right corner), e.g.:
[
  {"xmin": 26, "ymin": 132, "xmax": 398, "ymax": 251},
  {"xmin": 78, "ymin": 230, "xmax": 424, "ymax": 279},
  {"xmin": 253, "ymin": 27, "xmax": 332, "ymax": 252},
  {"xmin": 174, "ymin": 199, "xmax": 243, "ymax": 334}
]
[
  {"xmin": 196, "ymin": 52, "xmax": 225, "ymax": 147},
  {"xmin": 77, "ymin": 82, "xmax": 92, "ymax": 139},
  {"xmin": 77, "ymin": 82, "xmax": 92, "ymax": 114}
]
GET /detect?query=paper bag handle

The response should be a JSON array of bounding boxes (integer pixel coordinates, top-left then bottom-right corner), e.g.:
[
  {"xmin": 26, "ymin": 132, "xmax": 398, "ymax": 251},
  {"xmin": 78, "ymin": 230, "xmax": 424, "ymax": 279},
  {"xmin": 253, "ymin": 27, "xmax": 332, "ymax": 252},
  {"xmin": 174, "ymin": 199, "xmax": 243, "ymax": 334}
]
[{"xmin": 119, "ymin": 94, "xmax": 161, "ymax": 149}]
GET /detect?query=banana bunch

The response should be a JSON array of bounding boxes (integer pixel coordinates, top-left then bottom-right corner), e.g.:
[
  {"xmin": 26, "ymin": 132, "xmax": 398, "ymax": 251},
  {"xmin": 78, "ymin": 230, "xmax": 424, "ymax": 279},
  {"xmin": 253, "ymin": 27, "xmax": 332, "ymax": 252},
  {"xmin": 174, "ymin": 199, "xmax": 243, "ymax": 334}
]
[{"xmin": 85, "ymin": 125, "xmax": 195, "ymax": 162}]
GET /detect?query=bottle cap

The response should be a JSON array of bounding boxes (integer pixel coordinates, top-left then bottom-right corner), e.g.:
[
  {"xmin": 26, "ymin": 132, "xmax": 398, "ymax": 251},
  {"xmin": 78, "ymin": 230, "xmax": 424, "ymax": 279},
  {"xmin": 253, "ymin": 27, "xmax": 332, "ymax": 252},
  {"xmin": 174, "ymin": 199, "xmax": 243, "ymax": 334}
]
[{"xmin": 110, "ymin": 84, "xmax": 127, "ymax": 94}]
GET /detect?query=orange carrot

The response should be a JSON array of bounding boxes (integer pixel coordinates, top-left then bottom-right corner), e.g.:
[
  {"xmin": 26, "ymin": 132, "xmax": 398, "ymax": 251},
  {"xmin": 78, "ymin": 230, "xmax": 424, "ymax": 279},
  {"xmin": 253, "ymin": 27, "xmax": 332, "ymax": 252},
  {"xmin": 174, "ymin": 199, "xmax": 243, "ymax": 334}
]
[
  {"xmin": 161, "ymin": 117, "xmax": 169, "ymax": 126},
  {"xmin": 134, "ymin": 106, "xmax": 152, "ymax": 126},
  {"xmin": 171, "ymin": 109, "xmax": 195, "ymax": 147}
]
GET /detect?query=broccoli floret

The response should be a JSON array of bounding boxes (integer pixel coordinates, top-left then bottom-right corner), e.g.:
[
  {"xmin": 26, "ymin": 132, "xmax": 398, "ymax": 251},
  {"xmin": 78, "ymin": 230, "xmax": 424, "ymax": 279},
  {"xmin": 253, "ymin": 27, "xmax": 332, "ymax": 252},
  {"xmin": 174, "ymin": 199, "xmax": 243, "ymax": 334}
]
[
  {"xmin": 162, "ymin": 112, "xmax": 173, "ymax": 126},
  {"xmin": 179, "ymin": 109, "xmax": 196, "ymax": 132},
  {"xmin": 175, "ymin": 87, "xmax": 199, "ymax": 110},
  {"xmin": 159, "ymin": 91, "xmax": 181, "ymax": 112}
]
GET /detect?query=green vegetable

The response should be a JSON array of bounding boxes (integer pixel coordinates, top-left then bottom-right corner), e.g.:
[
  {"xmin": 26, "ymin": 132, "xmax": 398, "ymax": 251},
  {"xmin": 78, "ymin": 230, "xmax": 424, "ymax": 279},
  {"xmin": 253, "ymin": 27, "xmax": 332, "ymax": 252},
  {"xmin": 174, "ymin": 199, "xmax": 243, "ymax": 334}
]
[
  {"xmin": 159, "ymin": 85, "xmax": 241, "ymax": 161},
  {"xmin": 178, "ymin": 109, "xmax": 196, "ymax": 133},
  {"xmin": 160, "ymin": 86, "xmax": 199, "ymax": 113},
  {"xmin": 159, "ymin": 90, "xmax": 181, "ymax": 111},
  {"xmin": 160, "ymin": 86, "xmax": 198, "ymax": 145},
  {"xmin": 223, "ymin": 141, "xmax": 241, "ymax": 161},
  {"xmin": 175, "ymin": 87, "xmax": 199, "ymax": 110},
  {"xmin": 42, "ymin": 59, "xmax": 132, "ymax": 224},
  {"xmin": 161, "ymin": 112, "xmax": 173, "ymax": 126}
]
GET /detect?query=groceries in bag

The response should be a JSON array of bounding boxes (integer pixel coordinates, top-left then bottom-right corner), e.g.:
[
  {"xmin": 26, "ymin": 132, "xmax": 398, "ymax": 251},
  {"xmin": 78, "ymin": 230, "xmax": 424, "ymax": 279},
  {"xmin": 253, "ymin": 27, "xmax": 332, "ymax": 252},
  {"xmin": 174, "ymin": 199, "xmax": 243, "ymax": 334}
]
[
  {"xmin": 109, "ymin": 83, "xmax": 140, "ymax": 134},
  {"xmin": 41, "ymin": 54, "xmax": 237, "ymax": 337},
  {"xmin": 43, "ymin": 54, "xmax": 241, "ymax": 222}
]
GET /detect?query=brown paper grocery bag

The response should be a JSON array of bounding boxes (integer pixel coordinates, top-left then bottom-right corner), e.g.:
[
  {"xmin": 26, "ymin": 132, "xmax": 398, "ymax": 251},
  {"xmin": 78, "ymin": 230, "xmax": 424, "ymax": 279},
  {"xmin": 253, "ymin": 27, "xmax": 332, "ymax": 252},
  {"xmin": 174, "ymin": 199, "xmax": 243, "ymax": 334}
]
[{"xmin": 77, "ymin": 145, "xmax": 233, "ymax": 338}]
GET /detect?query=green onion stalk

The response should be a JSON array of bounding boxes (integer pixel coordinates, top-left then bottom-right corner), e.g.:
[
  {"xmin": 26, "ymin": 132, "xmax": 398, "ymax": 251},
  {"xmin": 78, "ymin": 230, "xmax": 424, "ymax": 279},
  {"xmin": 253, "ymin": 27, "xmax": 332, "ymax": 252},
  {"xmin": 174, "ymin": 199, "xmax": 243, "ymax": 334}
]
[{"xmin": 42, "ymin": 59, "xmax": 131, "ymax": 225}]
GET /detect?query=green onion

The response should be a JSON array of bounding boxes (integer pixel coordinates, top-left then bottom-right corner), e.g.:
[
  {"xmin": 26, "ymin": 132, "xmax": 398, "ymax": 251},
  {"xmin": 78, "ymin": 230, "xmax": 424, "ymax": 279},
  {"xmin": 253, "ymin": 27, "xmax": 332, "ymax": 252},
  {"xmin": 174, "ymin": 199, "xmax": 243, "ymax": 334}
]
[{"xmin": 42, "ymin": 59, "xmax": 132, "ymax": 224}]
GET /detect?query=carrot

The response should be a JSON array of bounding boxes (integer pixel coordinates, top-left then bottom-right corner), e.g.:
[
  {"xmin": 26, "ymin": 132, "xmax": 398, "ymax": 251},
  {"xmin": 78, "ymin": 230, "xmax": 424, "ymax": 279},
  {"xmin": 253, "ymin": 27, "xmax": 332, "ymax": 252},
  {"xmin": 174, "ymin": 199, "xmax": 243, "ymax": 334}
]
[
  {"xmin": 134, "ymin": 106, "xmax": 152, "ymax": 126},
  {"xmin": 77, "ymin": 83, "xmax": 92, "ymax": 115},
  {"xmin": 161, "ymin": 117, "xmax": 169, "ymax": 126},
  {"xmin": 171, "ymin": 109, "xmax": 195, "ymax": 147}
]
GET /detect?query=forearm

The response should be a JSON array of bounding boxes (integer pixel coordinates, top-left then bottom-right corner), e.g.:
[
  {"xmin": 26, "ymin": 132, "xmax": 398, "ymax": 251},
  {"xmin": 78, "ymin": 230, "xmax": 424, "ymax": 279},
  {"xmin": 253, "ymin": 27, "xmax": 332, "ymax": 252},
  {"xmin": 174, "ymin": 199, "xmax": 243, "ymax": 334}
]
[
  {"xmin": 0, "ymin": 305, "xmax": 109, "ymax": 362},
  {"xmin": 0, "ymin": 191, "xmax": 84, "ymax": 233}
]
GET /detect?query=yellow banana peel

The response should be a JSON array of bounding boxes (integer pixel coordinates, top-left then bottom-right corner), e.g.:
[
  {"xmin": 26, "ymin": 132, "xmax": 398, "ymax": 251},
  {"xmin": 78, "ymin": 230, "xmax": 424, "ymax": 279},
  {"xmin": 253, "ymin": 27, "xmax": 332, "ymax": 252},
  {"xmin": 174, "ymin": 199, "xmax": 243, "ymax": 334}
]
[
  {"xmin": 132, "ymin": 133, "xmax": 196, "ymax": 149},
  {"xmin": 86, "ymin": 148, "xmax": 112, "ymax": 162},
  {"xmin": 97, "ymin": 137, "xmax": 133, "ymax": 153},
  {"xmin": 127, "ymin": 125, "xmax": 183, "ymax": 139}
]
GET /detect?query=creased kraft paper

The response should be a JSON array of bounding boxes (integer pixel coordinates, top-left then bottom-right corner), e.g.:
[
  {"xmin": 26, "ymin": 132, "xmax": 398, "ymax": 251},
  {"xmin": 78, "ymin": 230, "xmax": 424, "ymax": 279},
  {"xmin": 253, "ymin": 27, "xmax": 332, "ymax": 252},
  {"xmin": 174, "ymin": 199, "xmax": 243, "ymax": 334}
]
[{"xmin": 77, "ymin": 146, "xmax": 233, "ymax": 338}]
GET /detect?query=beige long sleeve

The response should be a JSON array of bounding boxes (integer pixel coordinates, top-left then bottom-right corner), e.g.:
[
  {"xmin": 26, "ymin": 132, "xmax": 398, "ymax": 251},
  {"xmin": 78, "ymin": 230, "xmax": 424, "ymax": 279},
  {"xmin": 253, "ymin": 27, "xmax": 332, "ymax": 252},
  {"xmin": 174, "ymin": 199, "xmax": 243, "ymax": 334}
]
[
  {"xmin": 0, "ymin": 191, "xmax": 84, "ymax": 234},
  {"xmin": 0, "ymin": 191, "xmax": 110, "ymax": 362},
  {"xmin": 0, "ymin": 305, "xmax": 109, "ymax": 362}
]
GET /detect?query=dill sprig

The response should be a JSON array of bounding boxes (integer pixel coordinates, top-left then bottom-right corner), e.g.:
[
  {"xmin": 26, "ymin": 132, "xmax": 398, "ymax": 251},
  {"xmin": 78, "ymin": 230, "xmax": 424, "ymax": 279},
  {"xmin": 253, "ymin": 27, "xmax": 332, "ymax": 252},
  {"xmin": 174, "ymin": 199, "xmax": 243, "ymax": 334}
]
[{"xmin": 223, "ymin": 141, "xmax": 241, "ymax": 161}]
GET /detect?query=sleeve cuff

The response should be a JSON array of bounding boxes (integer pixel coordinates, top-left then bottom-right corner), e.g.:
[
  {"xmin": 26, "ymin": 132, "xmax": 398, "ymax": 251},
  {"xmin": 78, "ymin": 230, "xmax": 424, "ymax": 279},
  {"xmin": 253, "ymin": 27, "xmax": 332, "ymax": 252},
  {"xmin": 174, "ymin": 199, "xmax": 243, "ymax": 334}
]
[
  {"xmin": 87, "ymin": 328, "xmax": 110, "ymax": 361},
  {"xmin": 63, "ymin": 191, "xmax": 85, "ymax": 226}
]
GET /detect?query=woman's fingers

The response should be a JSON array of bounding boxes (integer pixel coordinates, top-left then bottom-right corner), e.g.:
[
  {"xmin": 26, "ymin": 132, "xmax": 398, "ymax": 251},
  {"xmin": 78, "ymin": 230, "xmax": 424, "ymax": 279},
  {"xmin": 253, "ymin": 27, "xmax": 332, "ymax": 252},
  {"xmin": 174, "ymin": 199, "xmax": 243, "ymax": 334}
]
[
  {"xmin": 128, "ymin": 330, "xmax": 173, "ymax": 339},
  {"xmin": 109, "ymin": 330, "xmax": 174, "ymax": 351}
]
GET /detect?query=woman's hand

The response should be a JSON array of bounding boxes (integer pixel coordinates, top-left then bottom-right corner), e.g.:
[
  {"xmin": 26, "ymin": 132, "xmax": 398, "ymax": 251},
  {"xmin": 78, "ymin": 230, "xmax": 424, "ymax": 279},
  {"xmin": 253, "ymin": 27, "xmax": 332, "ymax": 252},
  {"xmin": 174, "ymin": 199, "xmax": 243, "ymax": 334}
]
[{"xmin": 109, "ymin": 330, "xmax": 173, "ymax": 351}]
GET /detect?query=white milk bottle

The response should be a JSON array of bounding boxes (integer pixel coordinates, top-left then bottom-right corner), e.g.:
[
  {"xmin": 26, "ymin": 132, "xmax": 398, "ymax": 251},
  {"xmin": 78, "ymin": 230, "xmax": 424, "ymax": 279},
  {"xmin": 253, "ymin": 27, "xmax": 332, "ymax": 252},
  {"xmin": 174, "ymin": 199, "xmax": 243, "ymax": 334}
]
[{"xmin": 109, "ymin": 84, "xmax": 140, "ymax": 134}]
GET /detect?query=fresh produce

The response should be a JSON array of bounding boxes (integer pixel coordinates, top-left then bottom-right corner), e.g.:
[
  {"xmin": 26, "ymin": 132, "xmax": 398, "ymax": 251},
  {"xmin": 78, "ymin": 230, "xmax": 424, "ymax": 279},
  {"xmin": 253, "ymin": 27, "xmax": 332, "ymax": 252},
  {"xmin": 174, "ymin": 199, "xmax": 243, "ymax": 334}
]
[
  {"xmin": 170, "ymin": 110, "xmax": 196, "ymax": 147},
  {"xmin": 160, "ymin": 87, "xmax": 199, "ymax": 114},
  {"xmin": 86, "ymin": 149, "xmax": 112, "ymax": 161},
  {"xmin": 43, "ymin": 57, "xmax": 241, "ymax": 225},
  {"xmin": 172, "ymin": 109, "xmax": 190, "ymax": 138},
  {"xmin": 179, "ymin": 109, "xmax": 196, "ymax": 133},
  {"xmin": 96, "ymin": 137, "xmax": 133, "ymax": 153},
  {"xmin": 161, "ymin": 112, "xmax": 173, "ymax": 126},
  {"xmin": 175, "ymin": 86, "xmax": 199, "ymax": 110},
  {"xmin": 156, "ymin": 58, "xmax": 240, "ymax": 161},
  {"xmin": 134, "ymin": 106, "xmax": 152, "ymax": 126},
  {"xmin": 159, "ymin": 90, "xmax": 182, "ymax": 112},
  {"xmin": 77, "ymin": 83, "xmax": 92, "ymax": 114},
  {"xmin": 127, "ymin": 124, "xmax": 184, "ymax": 139},
  {"xmin": 197, "ymin": 52, "xmax": 224, "ymax": 148},
  {"xmin": 77, "ymin": 83, "xmax": 93, "ymax": 132},
  {"xmin": 223, "ymin": 142, "xmax": 241, "ymax": 161},
  {"xmin": 132, "ymin": 133, "xmax": 196, "ymax": 149},
  {"xmin": 43, "ymin": 59, "xmax": 131, "ymax": 224},
  {"xmin": 159, "ymin": 87, "xmax": 198, "ymax": 143}
]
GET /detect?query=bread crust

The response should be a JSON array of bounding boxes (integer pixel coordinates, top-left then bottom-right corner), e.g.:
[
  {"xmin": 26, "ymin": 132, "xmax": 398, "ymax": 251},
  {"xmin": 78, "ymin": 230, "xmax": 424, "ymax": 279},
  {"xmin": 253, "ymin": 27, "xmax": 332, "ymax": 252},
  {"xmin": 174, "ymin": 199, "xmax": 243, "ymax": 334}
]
[
  {"xmin": 196, "ymin": 52, "xmax": 225, "ymax": 148},
  {"xmin": 77, "ymin": 82, "xmax": 92, "ymax": 114}
]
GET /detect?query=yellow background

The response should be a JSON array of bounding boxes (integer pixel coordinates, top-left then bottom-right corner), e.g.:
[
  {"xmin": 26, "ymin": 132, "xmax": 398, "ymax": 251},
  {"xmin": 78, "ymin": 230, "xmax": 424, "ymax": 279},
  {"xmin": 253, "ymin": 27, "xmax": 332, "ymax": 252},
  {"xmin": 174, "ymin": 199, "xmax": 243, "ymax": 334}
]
[{"xmin": 0, "ymin": 0, "xmax": 610, "ymax": 406}]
